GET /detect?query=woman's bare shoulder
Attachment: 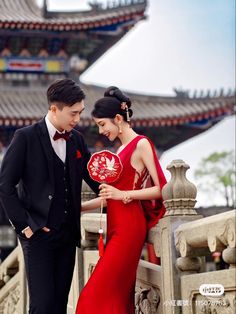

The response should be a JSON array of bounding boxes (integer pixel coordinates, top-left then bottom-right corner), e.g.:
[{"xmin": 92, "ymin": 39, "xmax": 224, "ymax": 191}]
[{"xmin": 136, "ymin": 137, "xmax": 152, "ymax": 151}]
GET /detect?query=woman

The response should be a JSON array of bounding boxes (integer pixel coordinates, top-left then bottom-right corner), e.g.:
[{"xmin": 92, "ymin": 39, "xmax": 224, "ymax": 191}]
[{"xmin": 76, "ymin": 86, "xmax": 166, "ymax": 314}]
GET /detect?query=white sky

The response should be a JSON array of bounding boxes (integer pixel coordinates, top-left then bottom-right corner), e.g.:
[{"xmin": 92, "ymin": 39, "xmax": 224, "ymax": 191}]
[{"xmin": 36, "ymin": 0, "xmax": 235, "ymax": 206}]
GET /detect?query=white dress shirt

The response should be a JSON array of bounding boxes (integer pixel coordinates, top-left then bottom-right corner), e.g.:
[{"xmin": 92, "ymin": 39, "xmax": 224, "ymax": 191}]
[{"xmin": 45, "ymin": 115, "xmax": 66, "ymax": 163}]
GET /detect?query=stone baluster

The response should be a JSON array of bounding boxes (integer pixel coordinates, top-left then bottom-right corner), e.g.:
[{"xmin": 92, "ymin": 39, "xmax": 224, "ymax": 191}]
[
  {"xmin": 162, "ymin": 159, "xmax": 197, "ymax": 216},
  {"xmin": 155, "ymin": 159, "xmax": 202, "ymax": 314}
]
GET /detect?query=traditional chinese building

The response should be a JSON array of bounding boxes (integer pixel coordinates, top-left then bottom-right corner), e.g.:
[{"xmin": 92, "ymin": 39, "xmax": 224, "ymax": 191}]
[
  {"xmin": 0, "ymin": 0, "xmax": 235, "ymax": 259},
  {"xmin": 0, "ymin": 0, "xmax": 234, "ymax": 152}
]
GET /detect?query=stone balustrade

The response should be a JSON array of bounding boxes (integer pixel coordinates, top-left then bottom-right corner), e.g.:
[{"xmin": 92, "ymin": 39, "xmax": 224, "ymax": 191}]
[
  {"xmin": 175, "ymin": 214, "xmax": 236, "ymax": 314},
  {"xmin": 0, "ymin": 245, "xmax": 27, "ymax": 313},
  {"xmin": 175, "ymin": 210, "xmax": 236, "ymax": 265}
]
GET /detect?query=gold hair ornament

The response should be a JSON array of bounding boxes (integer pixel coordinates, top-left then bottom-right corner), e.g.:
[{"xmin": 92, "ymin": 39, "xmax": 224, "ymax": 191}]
[{"xmin": 121, "ymin": 102, "xmax": 130, "ymax": 122}]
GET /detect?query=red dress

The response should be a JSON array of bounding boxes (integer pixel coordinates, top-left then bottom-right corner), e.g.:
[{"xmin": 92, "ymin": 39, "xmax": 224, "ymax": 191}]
[{"xmin": 76, "ymin": 136, "xmax": 166, "ymax": 314}]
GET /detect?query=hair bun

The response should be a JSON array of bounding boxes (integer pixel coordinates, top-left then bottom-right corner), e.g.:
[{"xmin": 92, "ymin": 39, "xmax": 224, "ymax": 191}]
[
  {"xmin": 104, "ymin": 86, "xmax": 116, "ymax": 97},
  {"xmin": 104, "ymin": 86, "xmax": 131, "ymax": 108}
]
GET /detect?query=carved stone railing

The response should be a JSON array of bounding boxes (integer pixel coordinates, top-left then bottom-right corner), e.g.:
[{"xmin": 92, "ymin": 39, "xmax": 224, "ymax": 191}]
[
  {"xmin": 175, "ymin": 209, "xmax": 236, "ymax": 314},
  {"xmin": 175, "ymin": 210, "xmax": 235, "ymax": 262},
  {"xmin": 0, "ymin": 245, "xmax": 27, "ymax": 313}
]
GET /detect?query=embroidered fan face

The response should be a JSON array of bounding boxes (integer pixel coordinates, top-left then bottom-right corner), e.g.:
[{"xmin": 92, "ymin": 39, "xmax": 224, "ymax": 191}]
[{"xmin": 87, "ymin": 150, "xmax": 123, "ymax": 183}]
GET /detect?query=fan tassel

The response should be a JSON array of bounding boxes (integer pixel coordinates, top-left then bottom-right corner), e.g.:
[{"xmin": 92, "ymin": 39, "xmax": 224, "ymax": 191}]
[{"xmin": 98, "ymin": 233, "xmax": 104, "ymax": 257}]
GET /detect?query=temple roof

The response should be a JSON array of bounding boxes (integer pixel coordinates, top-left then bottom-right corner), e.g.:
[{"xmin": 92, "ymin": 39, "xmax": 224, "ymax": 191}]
[
  {"xmin": 0, "ymin": 1, "xmax": 147, "ymax": 73},
  {"xmin": 0, "ymin": 0, "xmax": 146, "ymax": 32},
  {"xmin": 0, "ymin": 83, "xmax": 234, "ymax": 128}
]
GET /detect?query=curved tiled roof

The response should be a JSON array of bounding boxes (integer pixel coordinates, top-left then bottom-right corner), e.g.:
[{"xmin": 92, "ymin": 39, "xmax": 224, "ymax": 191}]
[
  {"xmin": 0, "ymin": 0, "xmax": 146, "ymax": 31},
  {"xmin": 0, "ymin": 83, "xmax": 234, "ymax": 128}
]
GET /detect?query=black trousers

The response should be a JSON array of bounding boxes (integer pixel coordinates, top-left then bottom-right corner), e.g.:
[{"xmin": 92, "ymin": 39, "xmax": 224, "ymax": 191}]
[{"xmin": 19, "ymin": 223, "xmax": 77, "ymax": 314}]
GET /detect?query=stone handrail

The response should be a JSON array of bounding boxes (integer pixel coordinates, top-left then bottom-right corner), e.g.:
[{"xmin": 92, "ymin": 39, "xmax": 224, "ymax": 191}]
[
  {"xmin": 0, "ymin": 245, "xmax": 27, "ymax": 313},
  {"xmin": 174, "ymin": 210, "xmax": 236, "ymax": 314},
  {"xmin": 175, "ymin": 210, "xmax": 236, "ymax": 260}
]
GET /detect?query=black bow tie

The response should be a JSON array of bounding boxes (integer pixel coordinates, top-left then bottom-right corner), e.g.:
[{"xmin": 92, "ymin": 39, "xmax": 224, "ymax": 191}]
[{"xmin": 53, "ymin": 131, "xmax": 70, "ymax": 141}]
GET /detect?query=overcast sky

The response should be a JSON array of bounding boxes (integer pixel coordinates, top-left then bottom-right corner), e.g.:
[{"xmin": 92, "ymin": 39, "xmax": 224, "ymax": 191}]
[{"xmin": 36, "ymin": 0, "xmax": 235, "ymax": 206}]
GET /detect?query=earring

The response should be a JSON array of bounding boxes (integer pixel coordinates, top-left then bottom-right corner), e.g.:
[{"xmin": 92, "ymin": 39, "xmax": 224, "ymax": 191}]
[
  {"xmin": 118, "ymin": 125, "xmax": 122, "ymax": 134},
  {"xmin": 125, "ymin": 107, "xmax": 130, "ymax": 122}
]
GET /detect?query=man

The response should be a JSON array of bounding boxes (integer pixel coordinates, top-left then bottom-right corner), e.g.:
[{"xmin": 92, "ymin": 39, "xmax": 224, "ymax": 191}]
[{"xmin": 0, "ymin": 79, "xmax": 99, "ymax": 313}]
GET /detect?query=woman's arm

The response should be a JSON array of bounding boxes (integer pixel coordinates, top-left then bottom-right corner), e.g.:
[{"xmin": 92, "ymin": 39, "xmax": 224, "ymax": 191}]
[
  {"xmin": 99, "ymin": 184, "xmax": 161, "ymax": 203},
  {"xmin": 124, "ymin": 185, "xmax": 161, "ymax": 201},
  {"xmin": 81, "ymin": 196, "xmax": 107, "ymax": 211}
]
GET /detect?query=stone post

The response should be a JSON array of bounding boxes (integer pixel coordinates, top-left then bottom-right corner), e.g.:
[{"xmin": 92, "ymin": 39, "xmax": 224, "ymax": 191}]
[
  {"xmin": 74, "ymin": 182, "xmax": 97, "ymax": 294},
  {"xmin": 155, "ymin": 159, "xmax": 202, "ymax": 314}
]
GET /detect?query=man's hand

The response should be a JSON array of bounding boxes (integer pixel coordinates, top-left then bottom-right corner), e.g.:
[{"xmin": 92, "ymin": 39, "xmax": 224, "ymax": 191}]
[
  {"xmin": 24, "ymin": 227, "xmax": 34, "ymax": 239},
  {"xmin": 42, "ymin": 227, "xmax": 50, "ymax": 232},
  {"xmin": 23, "ymin": 226, "xmax": 50, "ymax": 238}
]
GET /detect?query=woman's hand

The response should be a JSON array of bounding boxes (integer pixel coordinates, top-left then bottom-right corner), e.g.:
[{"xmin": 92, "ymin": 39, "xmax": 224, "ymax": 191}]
[{"xmin": 99, "ymin": 184, "xmax": 124, "ymax": 201}]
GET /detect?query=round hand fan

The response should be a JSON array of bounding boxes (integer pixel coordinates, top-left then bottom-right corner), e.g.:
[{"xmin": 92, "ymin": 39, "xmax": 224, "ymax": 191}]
[
  {"xmin": 87, "ymin": 150, "xmax": 123, "ymax": 257},
  {"xmin": 87, "ymin": 150, "xmax": 123, "ymax": 183}
]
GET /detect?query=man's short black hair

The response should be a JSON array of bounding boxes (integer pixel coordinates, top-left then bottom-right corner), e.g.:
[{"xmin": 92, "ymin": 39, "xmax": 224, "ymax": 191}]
[{"xmin": 47, "ymin": 78, "xmax": 85, "ymax": 109}]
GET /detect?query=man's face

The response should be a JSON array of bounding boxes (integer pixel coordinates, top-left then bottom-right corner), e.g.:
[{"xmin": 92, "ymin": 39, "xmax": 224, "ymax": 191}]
[{"xmin": 51, "ymin": 100, "xmax": 85, "ymax": 132}]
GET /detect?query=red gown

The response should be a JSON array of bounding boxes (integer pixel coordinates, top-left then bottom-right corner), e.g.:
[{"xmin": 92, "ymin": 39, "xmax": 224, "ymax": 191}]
[{"xmin": 76, "ymin": 135, "xmax": 166, "ymax": 314}]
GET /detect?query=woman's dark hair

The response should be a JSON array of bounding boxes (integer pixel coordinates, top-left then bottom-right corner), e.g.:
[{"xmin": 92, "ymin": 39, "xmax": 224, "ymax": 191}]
[
  {"xmin": 47, "ymin": 78, "xmax": 85, "ymax": 109},
  {"xmin": 92, "ymin": 86, "xmax": 133, "ymax": 122}
]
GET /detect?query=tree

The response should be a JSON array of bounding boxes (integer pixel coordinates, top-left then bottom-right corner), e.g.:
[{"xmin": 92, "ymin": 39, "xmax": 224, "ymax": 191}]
[{"xmin": 194, "ymin": 151, "xmax": 235, "ymax": 207}]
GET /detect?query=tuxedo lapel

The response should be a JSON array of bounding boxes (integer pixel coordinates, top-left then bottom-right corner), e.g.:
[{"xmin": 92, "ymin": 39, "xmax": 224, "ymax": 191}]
[{"xmin": 36, "ymin": 119, "xmax": 54, "ymax": 186}]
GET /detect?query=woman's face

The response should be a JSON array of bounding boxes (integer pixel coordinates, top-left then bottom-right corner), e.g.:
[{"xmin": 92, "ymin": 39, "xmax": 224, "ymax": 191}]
[{"xmin": 93, "ymin": 117, "xmax": 119, "ymax": 141}]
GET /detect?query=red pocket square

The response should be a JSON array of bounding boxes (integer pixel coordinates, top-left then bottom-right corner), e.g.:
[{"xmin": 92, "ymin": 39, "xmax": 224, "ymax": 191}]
[{"xmin": 76, "ymin": 150, "xmax": 82, "ymax": 158}]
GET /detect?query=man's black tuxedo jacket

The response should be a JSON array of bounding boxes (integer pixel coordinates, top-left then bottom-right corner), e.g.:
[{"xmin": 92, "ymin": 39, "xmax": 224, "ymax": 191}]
[{"xmin": 0, "ymin": 119, "xmax": 99, "ymax": 237}]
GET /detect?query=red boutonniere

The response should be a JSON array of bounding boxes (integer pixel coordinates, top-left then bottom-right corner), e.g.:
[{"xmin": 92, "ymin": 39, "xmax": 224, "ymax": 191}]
[{"xmin": 76, "ymin": 150, "xmax": 82, "ymax": 159}]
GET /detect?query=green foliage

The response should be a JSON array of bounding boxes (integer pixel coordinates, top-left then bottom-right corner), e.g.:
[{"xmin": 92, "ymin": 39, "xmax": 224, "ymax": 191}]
[{"xmin": 194, "ymin": 151, "xmax": 235, "ymax": 207}]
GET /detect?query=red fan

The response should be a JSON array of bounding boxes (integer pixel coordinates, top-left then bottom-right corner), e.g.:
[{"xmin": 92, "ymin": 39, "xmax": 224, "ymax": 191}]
[
  {"xmin": 87, "ymin": 150, "xmax": 123, "ymax": 257},
  {"xmin": 87, "ymin": 150, "xmax": 123, "ymax": 183}
]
